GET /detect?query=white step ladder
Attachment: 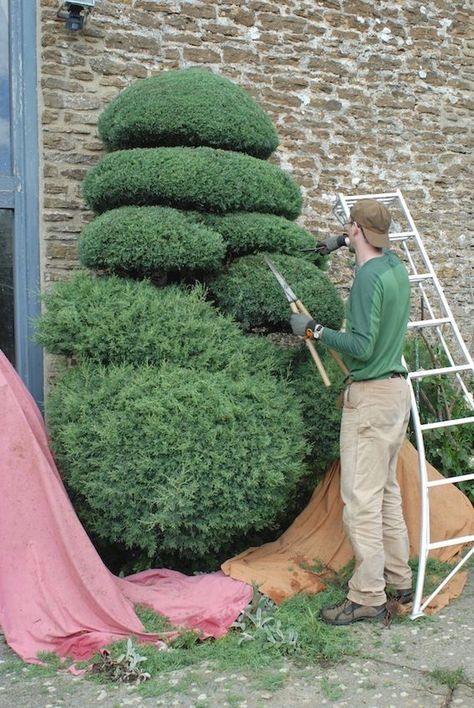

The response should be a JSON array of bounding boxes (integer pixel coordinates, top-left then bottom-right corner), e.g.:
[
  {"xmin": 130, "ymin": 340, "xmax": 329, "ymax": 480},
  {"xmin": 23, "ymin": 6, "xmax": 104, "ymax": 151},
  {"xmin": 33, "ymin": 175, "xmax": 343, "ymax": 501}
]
[{"xmin": 333, "ymin": 189, "xmax": 474, "ymax": 619}]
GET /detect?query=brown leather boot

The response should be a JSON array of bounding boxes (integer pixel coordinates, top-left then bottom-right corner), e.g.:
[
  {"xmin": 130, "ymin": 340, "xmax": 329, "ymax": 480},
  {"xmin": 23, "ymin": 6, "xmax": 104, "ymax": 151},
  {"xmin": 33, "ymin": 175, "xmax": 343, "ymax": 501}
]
[
  {"xmin": 320, "ymin": 598, "xmax": 386, "ymax": 625},
  {"xmin": 389, "ymin": 588, "xmax": 413, "ymax": 604}
]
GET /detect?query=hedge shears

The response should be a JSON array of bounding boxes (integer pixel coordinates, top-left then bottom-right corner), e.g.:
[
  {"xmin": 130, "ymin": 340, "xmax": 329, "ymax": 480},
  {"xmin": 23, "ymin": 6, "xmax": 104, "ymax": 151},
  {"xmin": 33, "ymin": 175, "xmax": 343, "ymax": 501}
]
[
  {"xmin": 264, "ymin": 256, "xmax": 331, "ymax": 387},
  {"xmin": 264, "ymin": 256, "xmax": 349, "ymax": 386}
]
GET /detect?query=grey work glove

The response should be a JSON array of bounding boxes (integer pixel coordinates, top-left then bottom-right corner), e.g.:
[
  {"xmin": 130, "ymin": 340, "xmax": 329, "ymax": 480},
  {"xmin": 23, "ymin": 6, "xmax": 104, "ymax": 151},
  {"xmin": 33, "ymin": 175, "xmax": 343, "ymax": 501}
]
[{"xmin": 290, "ymin": 313, "xmax": 316, "ymax": 337}]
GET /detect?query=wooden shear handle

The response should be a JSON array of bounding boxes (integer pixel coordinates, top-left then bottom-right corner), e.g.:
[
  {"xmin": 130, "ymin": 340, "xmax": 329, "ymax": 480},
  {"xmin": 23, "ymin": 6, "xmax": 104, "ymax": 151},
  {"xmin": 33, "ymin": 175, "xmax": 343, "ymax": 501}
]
[
  {"xmin": 290, "ymin": 302, "xmax": 331, "ymax": 387},
  {"xmin": 295, "ymin": 301, "xmax": 349, "ymax": 377}
]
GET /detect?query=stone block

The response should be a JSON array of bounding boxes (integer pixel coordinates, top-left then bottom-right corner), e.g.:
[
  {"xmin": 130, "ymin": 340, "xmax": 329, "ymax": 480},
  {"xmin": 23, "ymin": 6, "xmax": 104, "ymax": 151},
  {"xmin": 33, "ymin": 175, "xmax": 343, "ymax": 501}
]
[
  {"xmin": 180, "ymin": 3, "xmax": 217, "ymax": 20},
  {"xmin": 105, "ymin": 32, "xmax": 161, "ymax": 52},
  {"xmin": 183, "ymin": 47, "xmax": 221, "ymax": 62}
]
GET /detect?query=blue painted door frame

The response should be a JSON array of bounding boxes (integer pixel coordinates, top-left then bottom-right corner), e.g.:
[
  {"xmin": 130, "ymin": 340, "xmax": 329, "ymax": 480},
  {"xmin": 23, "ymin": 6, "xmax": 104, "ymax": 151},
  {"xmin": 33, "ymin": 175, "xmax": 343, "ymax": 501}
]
[{"xmin": 5, "ymin": 1, "xmax": 43, "ymax": 404}]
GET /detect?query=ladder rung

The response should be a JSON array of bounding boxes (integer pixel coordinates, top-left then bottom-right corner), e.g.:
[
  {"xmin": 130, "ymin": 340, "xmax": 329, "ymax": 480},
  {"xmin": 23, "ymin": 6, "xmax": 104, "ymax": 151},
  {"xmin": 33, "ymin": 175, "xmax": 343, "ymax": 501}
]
[
  {"xmin": 409, "ymin": 274, "xmax": 433, "ymax": 283},
  {"xmin": 408, "ymin": 364, "xmax": 473, "ymax": 379},
  {"xmin": 390, "ymin": 234, "xmax": 411, "ymax": 242},
  {"xmin": 420, "ymin": 416, "xmax": 474, "ymax": 432},
  {"xmin": 428, "ymin": 535, "xmax": 474, "ymax": 550},
  {"xmin": 427, "ymin": 472, "xmax": 474, "ymax": 487},
  {"xmin": 389, "ymin": 230, "xmax": 416, "ymax": 240},
  {"xmin": 408, "ymin": 317, "xmax": 451, "ymax": 329},
  {"xmin": 343, "ymin": 191, "xmax": 400, "ymax": 203}
]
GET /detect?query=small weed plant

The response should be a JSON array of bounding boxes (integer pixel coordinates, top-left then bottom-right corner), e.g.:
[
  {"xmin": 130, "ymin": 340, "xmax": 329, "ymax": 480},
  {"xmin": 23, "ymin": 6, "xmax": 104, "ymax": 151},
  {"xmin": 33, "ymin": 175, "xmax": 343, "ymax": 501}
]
[
  {"xmin": 89, "ymin": 639, "xmax": 151, "ymax": 684},
  {"xmin": 232, "ymin": 590, "xmax": 299, "ymax": 653},
  {"xmin": 430, "ymin": 667, "xmax": 468, "ymax": 690}
]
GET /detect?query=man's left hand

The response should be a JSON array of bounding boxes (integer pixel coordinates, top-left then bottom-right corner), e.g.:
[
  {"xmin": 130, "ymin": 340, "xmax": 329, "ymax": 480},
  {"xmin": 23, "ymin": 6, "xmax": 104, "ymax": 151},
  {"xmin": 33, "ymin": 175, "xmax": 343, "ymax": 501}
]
[{"xmin": 290, "ymin": 314, "xmax": 315, "ymax": 337}]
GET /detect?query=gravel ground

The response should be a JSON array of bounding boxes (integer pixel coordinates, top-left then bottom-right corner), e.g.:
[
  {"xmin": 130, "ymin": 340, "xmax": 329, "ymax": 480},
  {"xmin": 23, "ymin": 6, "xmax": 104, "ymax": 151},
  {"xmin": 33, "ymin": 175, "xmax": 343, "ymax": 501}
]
[{"xmin": 1, "ymin": 570, "xmax": 473, "ymax": 708}]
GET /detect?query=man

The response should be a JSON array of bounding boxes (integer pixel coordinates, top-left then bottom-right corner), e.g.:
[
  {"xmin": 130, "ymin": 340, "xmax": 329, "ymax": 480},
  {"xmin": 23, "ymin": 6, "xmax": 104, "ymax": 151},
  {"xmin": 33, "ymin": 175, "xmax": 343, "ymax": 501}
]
[{"xmin": 291, "ymin": 199, "xmax": 413, "ymax": 625}]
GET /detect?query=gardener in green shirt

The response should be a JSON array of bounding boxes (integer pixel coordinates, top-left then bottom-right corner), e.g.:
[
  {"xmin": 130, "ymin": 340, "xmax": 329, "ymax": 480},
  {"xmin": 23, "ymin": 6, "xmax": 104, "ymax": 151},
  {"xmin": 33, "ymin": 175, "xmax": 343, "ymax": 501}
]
[{"xmin": 291, "ymin": 199, "xmax": 413, "ymax": 625}]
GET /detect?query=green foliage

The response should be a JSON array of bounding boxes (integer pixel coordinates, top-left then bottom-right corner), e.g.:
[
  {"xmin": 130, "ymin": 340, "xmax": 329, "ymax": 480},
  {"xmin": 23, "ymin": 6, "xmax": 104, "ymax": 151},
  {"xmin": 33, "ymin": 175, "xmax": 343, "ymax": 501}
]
[
  {"xmin": 79, "ymin": 571, "xmax": 360, "ymax": 697},
  {"xmin": 289, "ymin": 348, "xmax": 343, "ymax": 475},
  {"xmin": 82, "ymin": 146, "xmax": 303, "ymax": 219},
  {"xmin": 97, "ymin": 68, "xmax": 279, "ymax": 159},
  {"xmin": 430, "ymin": 667, "xmax": 468, "ymax": 690},
  {"xmin": 78, "ymin": 206, "xmax": 225, "ymax": 276},
  {"xmin": 405, "ymin": 334, "xmax": 474, "ymax": 502},
  {"xmin": 134, "ymin": 605, "xmax": 171, "ymax": 633},
  {"xmin": 259, "ymin": 587, "xmax": 354, "ymax": 665},
  {"xmin": 90, "ymin": 639, "xmax": 151, "ymax": 684},
  {"xmin": 191, "ymin": 211, "xmax": 324, "ymax": 264},
  {"xmin": 46, "ymin": 361, "xmax": 308, "ymax": 562},
  {"xmin": 36, "ymin": 274, "xmax": 285, "ymax": 378},
  {"xmin": 105, "ymin": 587, "xmax": 354, "ymax": 690},
  {"xmin": 209, "ymin": 252, "xmax": 344, "ymax": 331},
  {"xmin": 232, "ymin": 593, "xmax": 298, "ymax": 653}
]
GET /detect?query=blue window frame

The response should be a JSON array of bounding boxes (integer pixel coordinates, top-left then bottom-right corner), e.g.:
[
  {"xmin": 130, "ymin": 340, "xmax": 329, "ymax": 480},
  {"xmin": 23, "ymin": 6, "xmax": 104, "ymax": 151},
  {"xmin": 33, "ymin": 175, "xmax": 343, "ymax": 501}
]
[{"xmin": 1, "ymin": 0, "xmax": 42, "ymax": 404}]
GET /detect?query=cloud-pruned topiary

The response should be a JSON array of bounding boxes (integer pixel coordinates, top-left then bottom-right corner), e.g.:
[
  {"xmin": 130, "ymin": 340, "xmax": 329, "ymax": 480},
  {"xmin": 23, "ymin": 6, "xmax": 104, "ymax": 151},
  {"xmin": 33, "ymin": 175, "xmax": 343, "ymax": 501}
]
[
  {"xmin": 209, "ymin": 253, "xmax": 344, "ymax": 331},
  {"xmin": 46, "ymin": 362, "xmax": 307, "ymax": 560},
  {"xmin": 36, "ymin": 274, "xmax": 285, "ymax": 378},
  {"xmin": 78, "ymin": 206, "xmax": 225, "ymax": 276},
  {"xmin": 82, "ymin": 147, "xmax": 303, "ymax": 219},
  {"xmin": 190, "ymin": 211, "xmax": 324, "ymax": 264},
  {"xmin": 98, "ymin": 68, "xmax": 279, "ymax": 159},
  {"xmin": 37, "ymin": 69, "xmax": 346, "ymax": 572}
]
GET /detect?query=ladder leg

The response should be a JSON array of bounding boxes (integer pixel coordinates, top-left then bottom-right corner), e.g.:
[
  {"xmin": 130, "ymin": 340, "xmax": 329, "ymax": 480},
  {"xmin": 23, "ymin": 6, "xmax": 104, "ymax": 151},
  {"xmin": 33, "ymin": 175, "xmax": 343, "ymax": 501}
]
[{"xmin": 408, "ymin": 385, "xmax": 431, "ymax": 619}]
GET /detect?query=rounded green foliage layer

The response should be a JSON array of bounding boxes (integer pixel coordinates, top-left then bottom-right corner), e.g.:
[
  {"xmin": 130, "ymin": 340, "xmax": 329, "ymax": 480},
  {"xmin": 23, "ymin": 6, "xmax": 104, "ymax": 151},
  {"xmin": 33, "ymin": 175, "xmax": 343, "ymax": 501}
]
[
  {"xmin": 46, "ymin": 362, "xmax": 307, "ymax": 559},
  {"xmin": 78, "ymin": 206, "xmax": 225, "ymax": 276},
  {"xmin": 190, "ymin": 211, "xmax": 323, "ymax": 264},
  {"xmin": 288, "ymin": 348, "xmax": 343, "ymax": 475},
  {"xmin": 209, "ymin": 253, "xmax": 345, "ymax": 331},
  {"xmin": 98, "ymin": 68, "xmax": 279, "ymax": 159},
  {"xmin": 35, "ymin": 274, "xmax": 283, "ymax": 377},
  {"xmin": 82, "ymin": 147, "xmax": 303, "ymax": 219},
  {"xmin": 264, "ymin": 345, "xmax": 344, "ymax": 530}
]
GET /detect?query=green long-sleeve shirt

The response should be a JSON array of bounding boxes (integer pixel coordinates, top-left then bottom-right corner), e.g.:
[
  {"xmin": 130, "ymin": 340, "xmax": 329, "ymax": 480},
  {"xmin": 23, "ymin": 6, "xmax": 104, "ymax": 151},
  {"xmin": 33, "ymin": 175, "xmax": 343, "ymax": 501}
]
[{"xmin": 321, "ymin": 251, "xmax": 410, "ymax": 381}]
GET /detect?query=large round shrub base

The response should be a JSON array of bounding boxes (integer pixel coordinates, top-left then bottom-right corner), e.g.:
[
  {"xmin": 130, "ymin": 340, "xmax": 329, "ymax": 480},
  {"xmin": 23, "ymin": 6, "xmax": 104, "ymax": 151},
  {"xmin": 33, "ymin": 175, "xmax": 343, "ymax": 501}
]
[{"xmin": 47, "ymin": 362, "xmax": 308, "ymax": 562}]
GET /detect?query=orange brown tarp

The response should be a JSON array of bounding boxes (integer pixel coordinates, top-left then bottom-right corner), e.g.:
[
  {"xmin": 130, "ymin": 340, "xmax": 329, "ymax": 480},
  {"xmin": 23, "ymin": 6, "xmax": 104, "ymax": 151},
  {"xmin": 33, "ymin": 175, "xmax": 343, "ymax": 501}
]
[{"xmin": 222, "ymin": 441, "xmax": 474, "ymax": 611}]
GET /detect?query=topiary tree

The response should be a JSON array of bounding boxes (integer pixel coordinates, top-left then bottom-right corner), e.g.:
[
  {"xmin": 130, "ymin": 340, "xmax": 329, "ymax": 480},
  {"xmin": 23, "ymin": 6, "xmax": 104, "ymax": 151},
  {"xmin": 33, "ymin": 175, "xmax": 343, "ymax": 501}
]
[{"xmin": 38, "ymin": 68, "xmax": 344, "ymax": 571}]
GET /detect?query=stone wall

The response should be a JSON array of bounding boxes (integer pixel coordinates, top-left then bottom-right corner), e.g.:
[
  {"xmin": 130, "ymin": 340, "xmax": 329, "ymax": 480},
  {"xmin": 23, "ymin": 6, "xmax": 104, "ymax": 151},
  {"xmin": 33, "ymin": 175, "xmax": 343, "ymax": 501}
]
[{"xmin": 39, "ymin": 0, "xmax": 473, "ymax": 348}]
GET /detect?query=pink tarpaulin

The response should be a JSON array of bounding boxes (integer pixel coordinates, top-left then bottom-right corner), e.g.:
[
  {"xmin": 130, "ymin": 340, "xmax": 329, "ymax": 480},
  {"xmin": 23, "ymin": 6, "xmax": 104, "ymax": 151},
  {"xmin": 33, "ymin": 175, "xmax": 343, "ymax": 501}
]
[{"xmin": 0, "ymin": 351, "xmax": 252, "ymax": 664}]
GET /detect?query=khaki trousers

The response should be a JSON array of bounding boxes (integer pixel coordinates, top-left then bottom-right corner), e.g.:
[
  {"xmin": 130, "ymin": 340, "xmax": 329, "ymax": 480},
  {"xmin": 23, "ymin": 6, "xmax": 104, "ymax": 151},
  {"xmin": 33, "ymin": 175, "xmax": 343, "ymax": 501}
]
[{"xmin": 340, "ymin": 377, "xmax": 412, "ymax": 606}]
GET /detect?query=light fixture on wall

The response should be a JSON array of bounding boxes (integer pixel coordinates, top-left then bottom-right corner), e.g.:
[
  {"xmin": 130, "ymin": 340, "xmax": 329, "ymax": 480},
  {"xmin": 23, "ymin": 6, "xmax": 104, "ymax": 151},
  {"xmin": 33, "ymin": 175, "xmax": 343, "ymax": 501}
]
[{"xmin": 56, "ymin": 1, "xmax": 96, "ymax": 32}]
